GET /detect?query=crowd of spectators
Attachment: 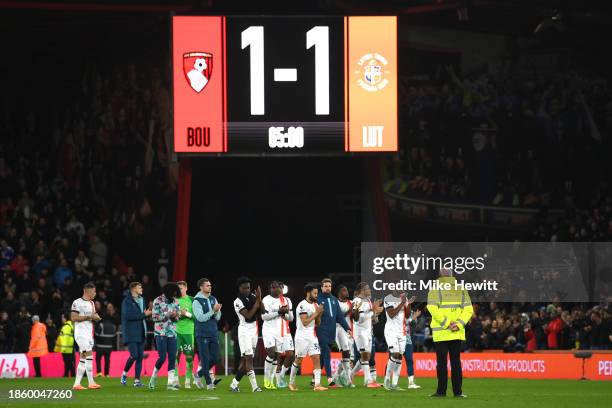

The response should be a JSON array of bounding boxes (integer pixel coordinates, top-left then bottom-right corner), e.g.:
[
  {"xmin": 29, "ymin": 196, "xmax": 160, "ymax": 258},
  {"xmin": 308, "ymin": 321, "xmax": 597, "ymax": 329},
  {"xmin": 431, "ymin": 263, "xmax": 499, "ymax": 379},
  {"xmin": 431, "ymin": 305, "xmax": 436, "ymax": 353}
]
[
  {"xmin": 0, "ymin": 60, "xmax": 176, "ymax": 354},
  {"xmin": 404, "ymin": 302, "xmax": 611, "ymax": 353},
  {"xmin": 386, "ymin": 63, "xmax": 612, "ymax": 210}
]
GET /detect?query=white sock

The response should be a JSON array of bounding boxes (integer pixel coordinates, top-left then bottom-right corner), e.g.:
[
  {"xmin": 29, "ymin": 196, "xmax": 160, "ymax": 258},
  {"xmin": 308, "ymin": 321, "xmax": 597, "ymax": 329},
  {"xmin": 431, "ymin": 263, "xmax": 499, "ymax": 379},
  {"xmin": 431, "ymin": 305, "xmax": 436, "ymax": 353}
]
[
  {"xmin": 313, "ymin": 368, "xmax": 321, "ymax": 387},
  {"xmin": 393, "ymin": 359, "xmax": 402, "ymax": 386},
  {"xmin": 385, "ymin": 360, "xmax": 393, "ymax": 382},
  {"xmin": 168, "ymin": 369, "xmax": 175, "ymax": 385},
  {"xmin": 231, "ymin": 377, "xmax": 239, "ymax": 388},
  {"xmin": 342, "ymin": 359, "xmax": 352, "ymax": 384},
  {"xmin": 289, "ymin": 363, "xmax": 298, "ymax": 385},
  {"xmin": 370, "ymin": 367, "xmax": 377, "ymax": 383},
  {"xmin": 74, "ymin": 359, "xmax": 86, "ymax": 386},
  {"xmin": 209, "ymin": 369, "xmax": 215, "ymax": 381},
  {"xmin": 361, "ymin": 362, "xmax": 370, "ymax": 384},
  {"xmin": 408, "ymin": 375, "xmax": 415, "ymax": 385},
  {"xmin": 85, "ymin": 358, "xmax": 94, "ymax": 385},
  {"xmin": 121, "ymin": 370, "xmax": 127, "ymax": 377},
  {"xmin": 276, "ymin": 364, "xmax": 287, "ymax": 384},
  {"xmin": 264, "ymin": 357, "xmax": 274, "ymax": 383},
  {"xmin": 152, "ymin": 367, "xmax": 159, "ymax": 379},
  {"xmin": 247, "ymin": 370, "xmax": 258, "ymax": 390},
  {"xmin": 271, "ymin": 361, "xmax": 278, "ymax": 383},
  {"xmin": 332, "ymin": 362, "xmax": 343, "ymax": 382}
]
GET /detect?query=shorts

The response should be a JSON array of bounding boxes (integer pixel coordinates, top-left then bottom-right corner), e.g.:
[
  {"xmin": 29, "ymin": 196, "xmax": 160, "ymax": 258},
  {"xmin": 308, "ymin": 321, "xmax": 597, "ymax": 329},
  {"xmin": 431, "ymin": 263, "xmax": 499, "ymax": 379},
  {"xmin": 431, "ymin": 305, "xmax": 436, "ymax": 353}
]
[
  {"xmin": 384, "ymin": 332, "xmax": 406, "ymax": 354},
  {"xmin": 295, "ymin": 336, "xmax": 320, "ymax": 358},
  {"xmin": 335, "ymin": 329, "xmax": 353, "ymax": 352},
  {"xmin": 177, "ymin": 332, "xmax": 195, "ymax": 356},
  {"xmin": 75, "ymin": 334, "xmax": 94, "ymax": 353},
  {"xmin": 353, "ymin": 331, "xmax": 372, "ymax": 353},
  {"xmin": 263, "ymin": 334, "xmax": 294, "ymax": 353},
  {"xmin": 238, "ymin": 330, "xmax": 259, "ymax": 356}
]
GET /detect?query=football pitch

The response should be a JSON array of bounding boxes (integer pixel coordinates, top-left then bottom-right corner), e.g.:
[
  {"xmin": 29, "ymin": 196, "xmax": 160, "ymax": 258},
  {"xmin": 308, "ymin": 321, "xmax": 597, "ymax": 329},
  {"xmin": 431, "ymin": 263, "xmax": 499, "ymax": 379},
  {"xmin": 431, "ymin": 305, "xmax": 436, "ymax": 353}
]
[{"xmin": 1, "ymin": 376, "xmax": 610, "ymax": 408}]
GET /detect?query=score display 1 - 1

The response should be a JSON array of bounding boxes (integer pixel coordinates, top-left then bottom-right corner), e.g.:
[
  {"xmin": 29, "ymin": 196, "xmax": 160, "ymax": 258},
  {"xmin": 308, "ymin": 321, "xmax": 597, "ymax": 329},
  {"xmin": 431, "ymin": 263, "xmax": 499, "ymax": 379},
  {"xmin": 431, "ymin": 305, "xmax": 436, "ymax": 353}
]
[{"xmin": 172, "ymin": 16, "xmax": 397, "ymax": 155}]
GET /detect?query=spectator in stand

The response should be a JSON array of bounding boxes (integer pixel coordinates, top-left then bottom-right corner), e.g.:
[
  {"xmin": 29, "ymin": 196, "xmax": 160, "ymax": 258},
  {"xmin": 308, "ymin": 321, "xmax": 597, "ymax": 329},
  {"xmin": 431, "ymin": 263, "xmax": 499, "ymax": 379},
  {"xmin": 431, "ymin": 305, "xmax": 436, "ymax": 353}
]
[
  {"xmin": 46, "ymin": 316, "xmax": 58, "ymax": 352},
  {"xmin": 0, "ymin": 311, "xmax": 16, "ymax": 352},
  {"xmin": 15, "ymin": 309, "xmax": 32, "ymax": 353},
  {"xmin": 32, "ymin": 255, "xmax": 51, "ymax": 278},
  {"xmin": 89, "ymin": 235, "xmax": 108, "ymax": 271},
  {"xmin": 65, "ymin": 215, "xmax": 86, "ymax": 243},
  {"xmin": 544, "ymin": 311, "xmax": 564, "ymax": 349},
  {"xmin": 74, "ymin": 249, "xmax": 89, "ymax": 271},
  {"xmin": 27, "ymin": 315, "xmax": 48, "ymax": 377},
  {"xmin": 1, "ymin": 291, "xmax": 19, "ymax": 316},
  {"xmin": 0, "ymin": 239, "xmax": 15, "ymax": 268},
  {"xmin": 10, "ymin": 253, "xmax": 28, "ymax": 278},
  {"xmin": 466, "ymin": 314, "xmax": 483, "ymax": 350},
  {"xmin": 25, "ymin": 290, "xmax": 42, "ymax": 317},
  {"xmin": 105, "ymin": 302, "xmax": 120, "ymax": 326},
  {"xmin": 95, "ymin": 304, "xmax": 117, "ymax": 377},
  {"xmin": 54, "ymin": 259, "xmax": 73, "ymax": 288},
  {"xmin": 586, "ymin": 311, "xmax": 612, "ymax": 350},
  {"xmin": 141, "ymin": 274, "xmax": 154, "ymax": 303},
  {"xmin": 523, "ymin": 322, "xmax": 537, "ymax": 352}
]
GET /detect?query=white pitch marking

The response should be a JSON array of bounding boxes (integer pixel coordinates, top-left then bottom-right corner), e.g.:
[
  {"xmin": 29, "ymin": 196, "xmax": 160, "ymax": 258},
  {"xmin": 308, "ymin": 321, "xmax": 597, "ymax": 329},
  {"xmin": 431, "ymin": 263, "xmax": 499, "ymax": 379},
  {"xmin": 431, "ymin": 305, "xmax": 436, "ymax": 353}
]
[{"xmin": 274, "ymin": 68, "xmax": 297, "ymax": 82}]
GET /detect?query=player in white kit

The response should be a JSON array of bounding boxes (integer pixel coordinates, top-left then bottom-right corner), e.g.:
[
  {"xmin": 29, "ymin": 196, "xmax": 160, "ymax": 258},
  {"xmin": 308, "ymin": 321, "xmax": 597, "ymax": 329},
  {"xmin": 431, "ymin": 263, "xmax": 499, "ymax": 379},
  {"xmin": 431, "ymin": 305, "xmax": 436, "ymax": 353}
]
[
  {"xmin": 71, "ymin": 282, "xmax": 102, "ymax": 390},
  {"xmin": 261, "ymin": 281, "xmax": 294, "ymax": 389},
  {"xmin": 330, "ymin": 285, "xmax": 354, "ymax": 387},
  {"xmin": 289, "ymin": 283, "xmax": 327, "ymax": 392},
  {"xmin": 351, "ymin": 282, "xmax": 383, "ymax": 388},
  {"xmin": 230, "ymin": 277, "xmax": 262, "ymax": 393},
  {"xmin": 383, "ymin": 292, "xmax": 416, "ymax": 391}
]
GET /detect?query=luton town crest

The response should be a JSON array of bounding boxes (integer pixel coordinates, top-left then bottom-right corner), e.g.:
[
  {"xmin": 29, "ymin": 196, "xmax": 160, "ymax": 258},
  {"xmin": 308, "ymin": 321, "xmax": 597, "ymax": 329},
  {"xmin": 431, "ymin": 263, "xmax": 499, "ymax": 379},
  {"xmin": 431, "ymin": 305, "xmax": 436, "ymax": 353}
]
[
  {"xmin": 183, "ymin": 52, "xmax": 213, "ymax": 93},
  {"xmin": 356, "ymin": 52, "xmax": 390, "ymax": 92}
]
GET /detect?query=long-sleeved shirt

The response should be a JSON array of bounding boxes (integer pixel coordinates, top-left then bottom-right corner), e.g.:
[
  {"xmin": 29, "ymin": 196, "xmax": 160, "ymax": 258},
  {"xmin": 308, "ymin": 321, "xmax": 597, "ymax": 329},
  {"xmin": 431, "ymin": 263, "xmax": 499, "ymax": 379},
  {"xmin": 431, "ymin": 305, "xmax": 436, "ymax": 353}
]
[
  {"xmin": 317, "ymin": 292, "xmax": 351, "ymax": 338},
  {"xmin": 261, "ymin": 295, "xmax": 294, "ymax": 338},
  {"xmin": 152, "ymin": 294, "xmax": 180, "ymax": 337},
  {"xmin": 193, "ymin": 292, "xmax": 221, "ymax": 338}
]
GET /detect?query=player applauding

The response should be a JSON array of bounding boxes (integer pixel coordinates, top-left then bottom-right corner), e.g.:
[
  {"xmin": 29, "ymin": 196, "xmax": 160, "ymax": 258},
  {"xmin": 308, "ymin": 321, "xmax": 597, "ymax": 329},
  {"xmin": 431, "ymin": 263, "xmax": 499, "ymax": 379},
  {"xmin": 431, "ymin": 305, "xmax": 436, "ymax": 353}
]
[
  {"xmin": 71, "ymin": 282, "xmax": 102, "ymax": 390},
  {"xmin": 230, "ymin": 277, "xmax": 262, "ymax": 393},
  {"xmin": 331, "ymin": 285, "xmax": 354, "ymax": 387},
  {"xmin": 261, "ymin": 281, "xmax": 295, "ymax": 389},
  {"xmin": 289, "ymin": 283, "xmax": 327, "ymax": 392},
  {"xmin": 351, "ymin": 282, "xmax": 383, "ymax": 388},
  {"xmin": 149, "ymin": 283, "xmax": 183, "ymax": 391},
  {"xmin": 383, "ymin": 292, "xmax": 416, "ymax": 391}
]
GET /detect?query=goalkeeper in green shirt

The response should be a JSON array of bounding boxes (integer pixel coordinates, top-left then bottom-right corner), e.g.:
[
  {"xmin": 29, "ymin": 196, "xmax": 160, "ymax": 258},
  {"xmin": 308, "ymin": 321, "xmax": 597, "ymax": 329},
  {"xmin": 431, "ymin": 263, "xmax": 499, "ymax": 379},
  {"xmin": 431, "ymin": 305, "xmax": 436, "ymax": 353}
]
[{"xmin": 176, "ymin": 281, "xmax": 196, "ymax": 388}]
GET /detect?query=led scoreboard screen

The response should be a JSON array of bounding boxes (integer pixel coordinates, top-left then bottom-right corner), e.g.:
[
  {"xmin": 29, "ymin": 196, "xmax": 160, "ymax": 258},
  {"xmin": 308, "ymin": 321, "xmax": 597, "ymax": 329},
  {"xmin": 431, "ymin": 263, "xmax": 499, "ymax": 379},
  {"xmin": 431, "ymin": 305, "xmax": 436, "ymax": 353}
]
[{"xmin": 172, "ymin": 16, "xmax": 397, "ymax": 155}]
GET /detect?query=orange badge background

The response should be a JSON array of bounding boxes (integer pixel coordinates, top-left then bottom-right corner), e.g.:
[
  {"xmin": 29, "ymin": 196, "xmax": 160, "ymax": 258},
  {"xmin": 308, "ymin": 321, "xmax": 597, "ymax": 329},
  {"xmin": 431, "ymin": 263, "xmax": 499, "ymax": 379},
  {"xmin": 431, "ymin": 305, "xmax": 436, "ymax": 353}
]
[{"xmin": 345, "ymin": 16, "xmax": 398, "ymax": 152}]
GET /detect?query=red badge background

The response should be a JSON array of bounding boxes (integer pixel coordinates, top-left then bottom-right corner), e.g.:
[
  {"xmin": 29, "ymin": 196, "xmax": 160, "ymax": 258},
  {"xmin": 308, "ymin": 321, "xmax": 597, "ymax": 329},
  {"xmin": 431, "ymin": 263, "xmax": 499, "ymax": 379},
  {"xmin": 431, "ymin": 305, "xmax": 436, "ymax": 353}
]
[{"xmin": 173, "ymin": 16, "xmax": 226, "ymax": 153}]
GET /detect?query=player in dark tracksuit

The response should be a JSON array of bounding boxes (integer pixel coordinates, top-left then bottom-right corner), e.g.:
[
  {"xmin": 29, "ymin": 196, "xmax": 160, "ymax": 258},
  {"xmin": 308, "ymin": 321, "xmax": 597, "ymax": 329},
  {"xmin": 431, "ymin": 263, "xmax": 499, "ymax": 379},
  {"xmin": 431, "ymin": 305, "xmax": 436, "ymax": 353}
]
[{"xmin": 317, "ymin": 279, "xmax": 351, "ymax": 386}]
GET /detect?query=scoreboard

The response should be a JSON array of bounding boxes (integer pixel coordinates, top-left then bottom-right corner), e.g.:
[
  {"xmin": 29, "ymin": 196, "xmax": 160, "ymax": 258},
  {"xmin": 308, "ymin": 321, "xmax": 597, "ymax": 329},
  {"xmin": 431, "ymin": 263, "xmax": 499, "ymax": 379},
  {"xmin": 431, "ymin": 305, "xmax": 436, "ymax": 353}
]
[{"xmin": 172, "ymin": 16, "xmax": 397, "ymax": 155}]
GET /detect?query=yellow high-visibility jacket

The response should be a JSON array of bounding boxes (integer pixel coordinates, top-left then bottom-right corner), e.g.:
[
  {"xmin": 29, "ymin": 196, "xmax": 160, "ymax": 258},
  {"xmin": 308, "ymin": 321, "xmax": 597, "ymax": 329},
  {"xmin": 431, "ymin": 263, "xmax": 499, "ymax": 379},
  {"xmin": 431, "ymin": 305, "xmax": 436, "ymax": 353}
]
[
  {"xmin": 427, "ymin": 276, "xmax": 474, "ymax": 342},
  {"xmin": 54, "ymin": 321, "xmax": 74, "ymax": 354}
]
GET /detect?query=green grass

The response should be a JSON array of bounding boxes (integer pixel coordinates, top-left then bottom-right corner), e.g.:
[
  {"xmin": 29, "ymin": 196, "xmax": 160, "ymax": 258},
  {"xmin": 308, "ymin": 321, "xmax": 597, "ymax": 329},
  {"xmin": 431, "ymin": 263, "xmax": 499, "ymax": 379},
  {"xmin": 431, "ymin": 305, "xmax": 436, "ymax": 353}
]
[{"xmin": 0, "ymin": 376, "xmax": 611, "ymax": 408}]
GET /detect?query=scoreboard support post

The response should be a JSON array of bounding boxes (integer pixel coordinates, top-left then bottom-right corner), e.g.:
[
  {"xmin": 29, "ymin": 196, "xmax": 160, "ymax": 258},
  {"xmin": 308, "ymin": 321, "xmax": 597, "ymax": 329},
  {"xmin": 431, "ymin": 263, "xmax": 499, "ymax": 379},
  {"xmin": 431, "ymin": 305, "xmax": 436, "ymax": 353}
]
[{"xmin": 173, "ymin": 157, "xmax": 192, "ymax": 282}]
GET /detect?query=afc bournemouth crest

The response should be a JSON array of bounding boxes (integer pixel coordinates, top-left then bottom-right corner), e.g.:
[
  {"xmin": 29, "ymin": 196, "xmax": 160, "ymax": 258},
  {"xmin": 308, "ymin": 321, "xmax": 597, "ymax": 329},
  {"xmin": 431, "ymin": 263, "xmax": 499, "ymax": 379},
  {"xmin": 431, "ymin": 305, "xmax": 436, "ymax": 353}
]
[
  {"xmin": 183, "ymin": 52, "xmax": 213, "ymax": 93},
  {"xmin": 356, "ymin": 53, "xmax": 390, "ymax": 92}
]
